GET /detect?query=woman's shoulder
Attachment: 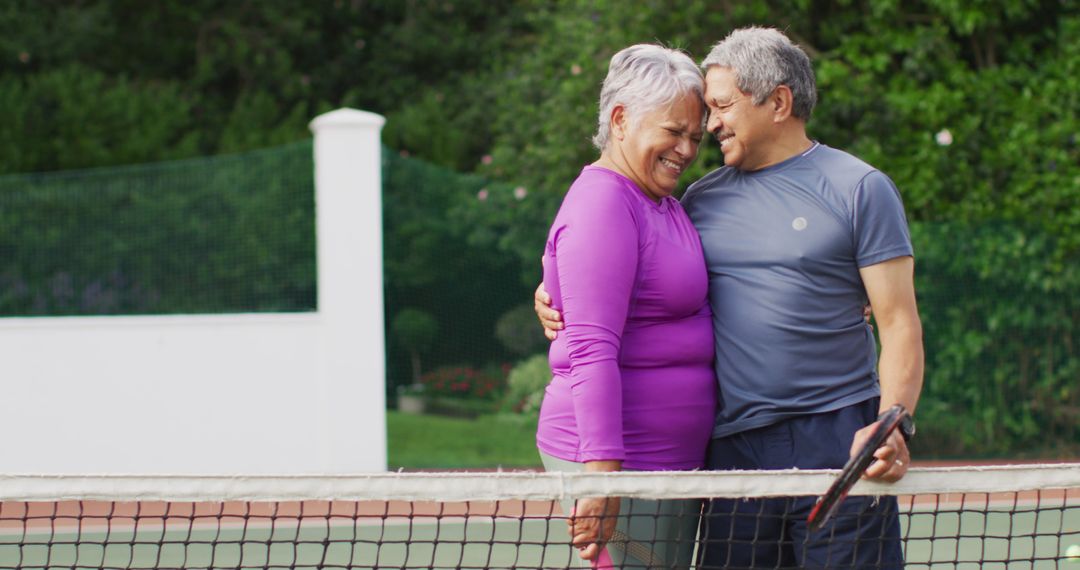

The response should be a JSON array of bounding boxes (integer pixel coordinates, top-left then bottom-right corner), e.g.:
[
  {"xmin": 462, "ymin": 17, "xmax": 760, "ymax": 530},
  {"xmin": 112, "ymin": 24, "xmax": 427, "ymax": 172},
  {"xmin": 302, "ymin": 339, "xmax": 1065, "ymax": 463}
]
[{"xmin": 563, "ymin": 166, "xmax": 643, "ymax": 212}]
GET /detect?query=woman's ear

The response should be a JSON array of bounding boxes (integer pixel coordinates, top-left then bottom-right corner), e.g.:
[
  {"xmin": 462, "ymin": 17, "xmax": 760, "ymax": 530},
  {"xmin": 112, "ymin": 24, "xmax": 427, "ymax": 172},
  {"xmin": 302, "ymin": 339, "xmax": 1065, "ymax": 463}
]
[{"xmin": 610, "ymin": 104, "xmax": 629, "ymax": 141}]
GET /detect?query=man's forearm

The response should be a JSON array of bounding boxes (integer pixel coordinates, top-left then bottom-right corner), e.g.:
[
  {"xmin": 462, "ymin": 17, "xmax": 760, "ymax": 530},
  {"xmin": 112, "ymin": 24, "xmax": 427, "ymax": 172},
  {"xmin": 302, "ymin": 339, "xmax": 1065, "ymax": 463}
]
[{"xmin": 876, "ymin": 316, "xmax": 924, "ymax": 415}]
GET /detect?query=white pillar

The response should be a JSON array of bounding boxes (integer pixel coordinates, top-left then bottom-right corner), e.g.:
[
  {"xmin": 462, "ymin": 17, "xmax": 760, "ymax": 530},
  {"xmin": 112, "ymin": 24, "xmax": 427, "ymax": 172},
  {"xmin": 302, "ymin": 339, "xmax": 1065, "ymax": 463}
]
[{"xmin": 310, "ymin": 109, "xmax": 387, "ymax": 471}]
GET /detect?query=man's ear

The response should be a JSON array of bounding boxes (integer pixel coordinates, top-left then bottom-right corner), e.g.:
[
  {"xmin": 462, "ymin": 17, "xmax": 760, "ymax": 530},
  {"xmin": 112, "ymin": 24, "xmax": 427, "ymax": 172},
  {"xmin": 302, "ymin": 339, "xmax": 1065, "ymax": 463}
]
[{"xmin": 771, "ymin": 85, "xmax": 795, "ymax": 123}]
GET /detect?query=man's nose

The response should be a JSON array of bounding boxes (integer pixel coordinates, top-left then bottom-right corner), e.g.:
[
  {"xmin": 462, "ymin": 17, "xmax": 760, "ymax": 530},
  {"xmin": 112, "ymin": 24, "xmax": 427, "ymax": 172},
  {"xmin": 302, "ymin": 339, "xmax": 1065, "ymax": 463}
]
[{"xmin": 706, "ymin": 113, "xmax": 722, "ymax": 135}]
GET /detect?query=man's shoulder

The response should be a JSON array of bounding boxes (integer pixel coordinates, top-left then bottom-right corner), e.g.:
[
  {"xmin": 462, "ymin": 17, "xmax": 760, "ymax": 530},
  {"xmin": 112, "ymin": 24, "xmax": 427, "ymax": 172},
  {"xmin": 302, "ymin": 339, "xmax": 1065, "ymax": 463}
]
[
  {"xmin": 807, "ymin": 144, "xmax": 888, "ymax": 191},
  {"xmin": 684, "ymin": 166, "xmax": 737, "ymax": 200}
]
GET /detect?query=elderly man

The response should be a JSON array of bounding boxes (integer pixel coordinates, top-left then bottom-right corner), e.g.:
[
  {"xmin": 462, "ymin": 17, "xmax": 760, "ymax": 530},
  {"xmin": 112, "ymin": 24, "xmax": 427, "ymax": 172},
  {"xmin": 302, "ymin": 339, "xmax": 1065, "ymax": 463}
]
[{"xmin": 536, "ymin": 27, "xmax": 923, "ymax": 569}]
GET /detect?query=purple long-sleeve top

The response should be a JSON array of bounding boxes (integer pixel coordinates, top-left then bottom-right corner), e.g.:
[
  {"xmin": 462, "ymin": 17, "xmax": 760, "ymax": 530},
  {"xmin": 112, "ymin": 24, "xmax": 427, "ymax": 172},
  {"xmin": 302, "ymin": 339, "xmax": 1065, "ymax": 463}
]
[{"xmin": 536, "ymin": 166, "xmax": 716, "ymax": 471}]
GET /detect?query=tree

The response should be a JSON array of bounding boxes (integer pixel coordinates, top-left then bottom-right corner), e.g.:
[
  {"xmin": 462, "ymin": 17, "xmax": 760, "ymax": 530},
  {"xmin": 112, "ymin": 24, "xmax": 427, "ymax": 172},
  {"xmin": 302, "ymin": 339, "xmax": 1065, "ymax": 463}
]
[{"xmin": 391, "ymin": 308, "xmax": 438, "ymax": 385}]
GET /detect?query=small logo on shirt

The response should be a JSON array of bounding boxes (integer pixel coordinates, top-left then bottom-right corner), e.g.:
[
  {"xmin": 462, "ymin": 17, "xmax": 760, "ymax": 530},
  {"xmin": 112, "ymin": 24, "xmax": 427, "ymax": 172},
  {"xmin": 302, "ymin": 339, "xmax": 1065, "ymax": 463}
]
[{"xmin": 792, "ymin": 217, "xmax": 808, "ymax": 231}]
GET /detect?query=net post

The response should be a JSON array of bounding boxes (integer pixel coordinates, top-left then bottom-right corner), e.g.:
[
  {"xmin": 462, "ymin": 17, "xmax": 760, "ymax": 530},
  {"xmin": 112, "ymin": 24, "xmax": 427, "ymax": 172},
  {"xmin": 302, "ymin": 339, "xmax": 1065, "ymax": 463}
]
[{"xmin": 309, "ymin": 108, "xmax": 388, "ymax": 471}]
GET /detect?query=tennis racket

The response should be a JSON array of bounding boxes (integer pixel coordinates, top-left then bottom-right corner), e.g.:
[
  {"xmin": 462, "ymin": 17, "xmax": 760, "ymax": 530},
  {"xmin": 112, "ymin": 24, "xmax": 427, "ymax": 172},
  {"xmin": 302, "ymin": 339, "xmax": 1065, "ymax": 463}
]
[{"xmin": 806, "ymin": 404, "xmax": 907, "ymax": 533}]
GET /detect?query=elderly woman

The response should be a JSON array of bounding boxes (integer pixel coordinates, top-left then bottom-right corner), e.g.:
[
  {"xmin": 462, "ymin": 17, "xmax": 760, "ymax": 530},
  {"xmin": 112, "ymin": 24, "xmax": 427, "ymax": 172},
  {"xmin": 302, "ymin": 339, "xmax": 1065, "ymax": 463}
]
[{"xmin": 536, "ymin": 44, "xmax": 716, "ymax": 569}]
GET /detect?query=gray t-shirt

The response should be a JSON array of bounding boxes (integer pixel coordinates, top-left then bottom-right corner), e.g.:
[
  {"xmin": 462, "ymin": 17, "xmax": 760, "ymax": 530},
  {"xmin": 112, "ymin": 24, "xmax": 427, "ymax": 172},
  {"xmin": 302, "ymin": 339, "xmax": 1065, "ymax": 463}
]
[{"xmin": 682, "ymin": 142, "xmax": 913, "ymax": 438}]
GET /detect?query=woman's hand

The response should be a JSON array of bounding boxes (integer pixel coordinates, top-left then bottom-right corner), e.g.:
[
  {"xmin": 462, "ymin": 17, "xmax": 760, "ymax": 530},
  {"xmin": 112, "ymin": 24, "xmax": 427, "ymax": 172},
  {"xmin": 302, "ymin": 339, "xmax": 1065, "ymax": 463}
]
[
  {"xmin": 569, "ymin": 496, "xmax": 620, "ymax": 561},
  {"xmin": 534, "ymin": 282, "xmax": 563, "ymax": 340},
  {"xmin": 567, "ymin": 460, "xmax": 621, "ymax": 561}
]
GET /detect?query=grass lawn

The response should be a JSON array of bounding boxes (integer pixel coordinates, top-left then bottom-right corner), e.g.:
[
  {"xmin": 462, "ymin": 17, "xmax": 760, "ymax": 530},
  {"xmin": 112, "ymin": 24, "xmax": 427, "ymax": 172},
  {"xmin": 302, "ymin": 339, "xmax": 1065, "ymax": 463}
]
[{"xmin": 387, "ymin": 411, "xmax": 541, "ymax": 470}]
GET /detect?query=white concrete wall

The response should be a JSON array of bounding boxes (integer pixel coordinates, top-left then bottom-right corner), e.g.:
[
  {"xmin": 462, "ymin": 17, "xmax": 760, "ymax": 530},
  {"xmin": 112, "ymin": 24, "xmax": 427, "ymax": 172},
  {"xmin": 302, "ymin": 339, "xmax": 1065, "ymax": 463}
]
[{"xmin": 0, "ymin": 109, "xmax": 387, "ymax": 474}]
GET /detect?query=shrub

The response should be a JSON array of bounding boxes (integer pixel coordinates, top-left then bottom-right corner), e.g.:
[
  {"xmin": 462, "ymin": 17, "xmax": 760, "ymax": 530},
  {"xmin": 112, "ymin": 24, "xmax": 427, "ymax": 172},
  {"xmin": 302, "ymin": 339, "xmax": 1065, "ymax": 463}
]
[
  {"xmin": 494, "ymin": 304, "xmax": 549, "ymax": 357},
  {"xmin": 391, "ymin": 308, "xmax": 439, "ymax": 351},
  {"xmin": 391, "ymin": 308, "xmax": 439, "ymax": 384},
  {"xmin": 420, "ymin": 364, "xmax": 508, "ymax": 402},
  {"xmin": 503, "ymin": 354, "xmax": 552, "ymax": 415}
]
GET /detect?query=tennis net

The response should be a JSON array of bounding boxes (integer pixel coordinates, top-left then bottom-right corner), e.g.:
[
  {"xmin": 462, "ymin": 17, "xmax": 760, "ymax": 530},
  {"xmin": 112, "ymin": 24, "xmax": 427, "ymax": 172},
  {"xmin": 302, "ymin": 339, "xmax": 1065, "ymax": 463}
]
[{"xmin": 0, "ymin": 464, "xmax": 1077, "ymax": 569}]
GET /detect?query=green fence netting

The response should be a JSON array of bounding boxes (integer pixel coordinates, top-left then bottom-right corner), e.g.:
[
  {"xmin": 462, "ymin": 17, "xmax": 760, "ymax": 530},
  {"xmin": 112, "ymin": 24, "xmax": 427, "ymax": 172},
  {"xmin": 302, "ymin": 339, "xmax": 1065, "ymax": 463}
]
[
  {"xmin": 0, "ymin": 143, "xmax": 1076, "ymax": 456},
  {"xmin": 0, "ymin": 140, "xmax": 316, "ymax": 315}
]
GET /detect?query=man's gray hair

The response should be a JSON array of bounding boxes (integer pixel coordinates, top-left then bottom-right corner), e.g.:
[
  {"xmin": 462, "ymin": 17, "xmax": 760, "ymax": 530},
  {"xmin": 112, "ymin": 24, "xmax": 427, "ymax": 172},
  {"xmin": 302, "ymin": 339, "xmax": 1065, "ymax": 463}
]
[
  {"xmin": 593, "ymin": 44, "xmax": 704, "ymax": 151},
  {"xmin": 701, "ymin": 27, "xmax": 817, "ymax": 121}
]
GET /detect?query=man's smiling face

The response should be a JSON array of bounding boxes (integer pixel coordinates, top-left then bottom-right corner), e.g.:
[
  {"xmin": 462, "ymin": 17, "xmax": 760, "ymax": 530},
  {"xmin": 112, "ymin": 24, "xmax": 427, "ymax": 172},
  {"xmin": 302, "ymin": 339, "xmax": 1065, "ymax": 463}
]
[{"xmin": 704, "ymin": 66, "xmax": 778, "ymax": 172}]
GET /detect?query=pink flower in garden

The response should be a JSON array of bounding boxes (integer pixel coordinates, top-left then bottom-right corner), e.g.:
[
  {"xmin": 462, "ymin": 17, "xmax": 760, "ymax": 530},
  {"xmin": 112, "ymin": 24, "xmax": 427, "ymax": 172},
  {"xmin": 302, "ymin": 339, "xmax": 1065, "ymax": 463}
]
[
  {"xmin": 477, "ymin": 188, "xmax": 489, "ymax": 201},
  {"xmin": 481, "ymin": 154, "xmax": 493, "ymax": 165},
  {"xmin": 935, "ymin": 129, "xmax": 953, "ymax": 146},
  {"xmin": 571, "ymin": 64, "xmax": 582, "ymax": 76},
  {"xmin": 514, "ymin": 186, "xmax": 528, "ymax": 200}
]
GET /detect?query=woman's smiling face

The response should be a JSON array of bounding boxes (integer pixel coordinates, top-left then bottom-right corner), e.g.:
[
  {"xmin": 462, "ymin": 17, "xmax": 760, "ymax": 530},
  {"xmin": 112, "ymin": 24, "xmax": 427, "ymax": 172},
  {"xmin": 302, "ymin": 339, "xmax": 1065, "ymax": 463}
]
[{"xmin": 613, "ymin": 92, "xmax": 704, "ymax": 202}]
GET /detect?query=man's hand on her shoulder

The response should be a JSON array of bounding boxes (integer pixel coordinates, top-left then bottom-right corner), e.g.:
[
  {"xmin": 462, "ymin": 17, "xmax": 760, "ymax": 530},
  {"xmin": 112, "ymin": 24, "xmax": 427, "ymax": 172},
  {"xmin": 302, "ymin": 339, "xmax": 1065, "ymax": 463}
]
[{"xmin": 534, "ymin": 283, "xmax": 563, "ymax": 340}]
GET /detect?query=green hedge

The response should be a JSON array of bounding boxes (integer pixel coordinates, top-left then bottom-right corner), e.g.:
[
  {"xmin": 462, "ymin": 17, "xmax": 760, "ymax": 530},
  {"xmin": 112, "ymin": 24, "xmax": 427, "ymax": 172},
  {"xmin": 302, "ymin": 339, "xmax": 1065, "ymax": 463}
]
[
  {"xmin": 0, "ymin": 141, "xmax": 316, "ymax": 315},
  {"xmin": 912, "ymin": 222, "xmax": 1079, "ymax": 457}
]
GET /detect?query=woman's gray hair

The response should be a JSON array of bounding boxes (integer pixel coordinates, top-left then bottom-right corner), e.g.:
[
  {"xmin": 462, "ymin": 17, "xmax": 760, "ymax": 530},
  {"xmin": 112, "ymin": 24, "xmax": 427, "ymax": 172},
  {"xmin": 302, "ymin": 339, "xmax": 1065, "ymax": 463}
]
[
  {"xmin": 593, "ymin": 44, "xmax": 704, "ymax": 151},
  {"xmin": 701, "ymin": 27, "xmax": 817, "ymax": 121}
]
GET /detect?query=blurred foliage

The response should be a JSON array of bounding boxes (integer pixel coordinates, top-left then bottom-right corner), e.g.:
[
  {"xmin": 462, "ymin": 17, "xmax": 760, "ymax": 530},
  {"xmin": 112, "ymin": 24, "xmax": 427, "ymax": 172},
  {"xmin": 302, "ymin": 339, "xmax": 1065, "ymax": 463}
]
[
  {"xmin": 391, "ymin": 307, "xmax": 439, "ymax": 384},
  {"xmin": 391, "ymin": 308, "xmax": 439, "ymax": 355},
  {"xmin": 911, "ymin": 222, "xmax": 1079, "ymax": 457},
  {"xmin": 495, "ymin": 304, "xmax": 550, "ymax": 357},
  {"xmin": 0, "ymin": 0, "xmax": 526, "ymax": 172},
  {"xmin": 1, "ymin": 0, "xmax": 1077, "ymax": 456},
  {"xmin": 419, "ymin": 364, "xmax": 510, "ymax": 402},
  {"xmin": 502, "ymin": 354, "xmax": 553, "ymax": 416},
  {"xmin": 381, "ymin": 148, "xmax": 530, "ymax": 396}
]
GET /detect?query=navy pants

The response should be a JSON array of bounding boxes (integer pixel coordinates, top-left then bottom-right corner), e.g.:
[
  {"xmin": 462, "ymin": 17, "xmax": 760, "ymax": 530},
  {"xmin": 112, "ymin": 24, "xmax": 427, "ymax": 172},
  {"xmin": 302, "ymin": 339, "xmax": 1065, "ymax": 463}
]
[{"xmin": 697, "ymin": 399, "xmax": 904, "ymax": 569}]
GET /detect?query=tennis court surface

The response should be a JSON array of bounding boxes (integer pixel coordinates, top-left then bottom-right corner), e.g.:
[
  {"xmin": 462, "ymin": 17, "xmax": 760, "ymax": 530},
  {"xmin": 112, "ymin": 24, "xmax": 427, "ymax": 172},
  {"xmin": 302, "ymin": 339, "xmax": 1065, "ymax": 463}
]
[{"xmin": 1, "ymin": 464, "xmax": 1077, "ymax": 569}]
